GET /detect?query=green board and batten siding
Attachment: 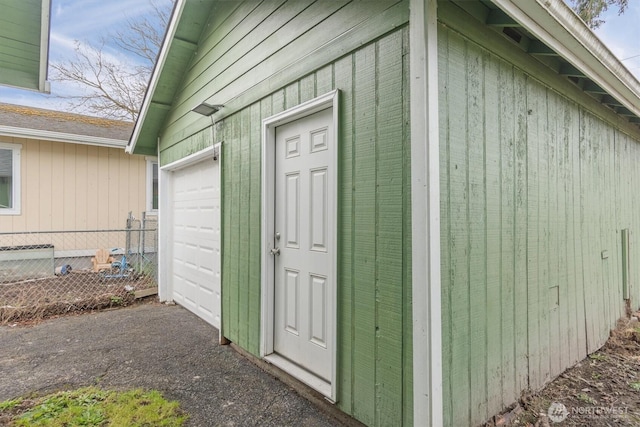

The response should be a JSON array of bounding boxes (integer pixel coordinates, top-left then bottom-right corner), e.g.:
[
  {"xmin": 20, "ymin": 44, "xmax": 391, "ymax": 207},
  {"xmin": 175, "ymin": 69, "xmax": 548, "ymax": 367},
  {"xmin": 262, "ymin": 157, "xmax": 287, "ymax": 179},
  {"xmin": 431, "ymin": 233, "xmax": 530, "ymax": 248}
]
[
  {"xmin": 157, "ymin": 1, "xmax": 413, "ymax": 426},
  {"xmin": 439, "ymin": 2, "xmax": 640, "ymax": 426},
  {"xmin": 153, "ymin": 0, "xmax": 640, "ymax": 426}
]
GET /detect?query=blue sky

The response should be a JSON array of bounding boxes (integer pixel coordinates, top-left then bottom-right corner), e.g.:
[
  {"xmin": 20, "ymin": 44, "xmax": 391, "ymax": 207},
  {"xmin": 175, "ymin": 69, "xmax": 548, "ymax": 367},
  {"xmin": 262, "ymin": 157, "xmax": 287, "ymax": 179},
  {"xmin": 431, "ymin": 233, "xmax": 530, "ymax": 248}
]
[
  {"xmin": 0, "ymin": 0, "xmax": 639, "ymax": 116},
  {"xmin": 593, "ymin": 4, "xmax": 640, "ymax": 76}
]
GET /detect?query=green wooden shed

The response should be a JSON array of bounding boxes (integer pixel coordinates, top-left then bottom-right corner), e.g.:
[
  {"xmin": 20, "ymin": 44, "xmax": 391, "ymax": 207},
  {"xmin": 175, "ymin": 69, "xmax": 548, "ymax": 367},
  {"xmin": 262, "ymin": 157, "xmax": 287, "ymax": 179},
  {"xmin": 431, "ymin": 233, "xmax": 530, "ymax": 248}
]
[{"xmin": 127, "ymin": 1, "xmax": 640, "ymax": 426}]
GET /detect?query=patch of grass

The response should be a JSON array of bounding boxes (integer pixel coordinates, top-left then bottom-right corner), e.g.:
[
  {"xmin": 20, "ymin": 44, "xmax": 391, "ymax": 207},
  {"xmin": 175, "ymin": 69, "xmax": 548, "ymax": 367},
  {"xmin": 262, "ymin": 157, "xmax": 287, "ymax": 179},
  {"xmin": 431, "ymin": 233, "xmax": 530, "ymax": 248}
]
[
  {"xmin": 630, "ymin": 382, "xmax": 640, "ymax": 391},
  {"xmin": 0, "ymin": 387, "xmax": 186, "ymax": 426},
  {"xmin": 0, "ymin": 398, "xmax": 22, "ymax": 411}
]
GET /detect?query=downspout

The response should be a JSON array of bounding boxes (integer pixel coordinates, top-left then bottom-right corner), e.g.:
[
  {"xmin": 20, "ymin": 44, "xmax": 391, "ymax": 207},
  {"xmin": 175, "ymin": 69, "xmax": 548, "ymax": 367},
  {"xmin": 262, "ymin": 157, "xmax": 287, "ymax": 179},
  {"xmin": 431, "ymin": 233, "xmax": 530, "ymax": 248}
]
[{"xmin": 410, "ymin": 0, "xmax": 443, "ymax": 425}]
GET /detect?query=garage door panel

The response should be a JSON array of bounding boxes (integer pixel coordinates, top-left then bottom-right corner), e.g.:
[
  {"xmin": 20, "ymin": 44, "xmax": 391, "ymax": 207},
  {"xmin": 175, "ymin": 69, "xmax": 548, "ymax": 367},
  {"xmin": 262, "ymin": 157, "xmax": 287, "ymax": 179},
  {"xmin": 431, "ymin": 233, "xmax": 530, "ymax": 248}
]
[
  {"xmin": 170, "ymin": 157, "xmax": 220, "ymax": 329},
  {"xmin": 174, "ymin": 259, "xmax": 215, "ymax": 283}
]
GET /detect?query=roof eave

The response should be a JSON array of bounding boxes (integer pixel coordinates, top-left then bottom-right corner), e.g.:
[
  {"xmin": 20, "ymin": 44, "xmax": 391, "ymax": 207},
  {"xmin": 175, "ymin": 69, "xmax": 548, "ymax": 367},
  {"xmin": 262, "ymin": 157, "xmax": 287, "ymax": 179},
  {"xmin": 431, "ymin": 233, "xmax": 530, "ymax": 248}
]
[
  {"xmin": 492, "ymin": 0, "xmax": 640, "ymax": 118},
  {"xmin": 126, "ymin": 0, "xmax": 186, "ymax": 154},
  {"xmin": 0, "ymin": 126, "xmax": 127, "ymax": 148}
]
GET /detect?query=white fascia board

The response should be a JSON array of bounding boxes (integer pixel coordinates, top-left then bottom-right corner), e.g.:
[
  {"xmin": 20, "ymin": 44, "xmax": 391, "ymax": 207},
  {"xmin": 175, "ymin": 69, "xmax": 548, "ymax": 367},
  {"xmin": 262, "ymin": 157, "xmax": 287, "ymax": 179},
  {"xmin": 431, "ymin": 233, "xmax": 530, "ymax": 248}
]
[
  {"xmin": 492, "ymin": 0, "xmax": 640, "ymax": 118},
  {"xmin": 0, "ymin": 126, "xmax": 126, "ymax": 148},
  {"xmin": 39, "ymin": 0, "xmax": 51, "ymax": 93},
  {"xmin": 126, "ymin": 0, "xmax": 186, "ymax": 154}
]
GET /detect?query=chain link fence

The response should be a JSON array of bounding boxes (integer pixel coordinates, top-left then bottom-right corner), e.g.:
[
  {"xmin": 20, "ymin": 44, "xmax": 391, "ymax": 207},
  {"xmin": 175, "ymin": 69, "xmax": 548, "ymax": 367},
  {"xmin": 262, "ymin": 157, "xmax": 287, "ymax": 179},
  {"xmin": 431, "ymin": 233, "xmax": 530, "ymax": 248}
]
[{"xmin": 0, "ymin": 213, "xmax": 158, "ymax": 324}]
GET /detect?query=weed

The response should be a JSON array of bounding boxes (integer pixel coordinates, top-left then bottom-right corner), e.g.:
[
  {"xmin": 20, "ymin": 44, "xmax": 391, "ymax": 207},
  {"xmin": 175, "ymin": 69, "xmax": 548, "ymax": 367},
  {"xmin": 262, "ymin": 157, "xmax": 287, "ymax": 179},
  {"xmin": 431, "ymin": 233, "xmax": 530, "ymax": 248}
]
[
  {"xmin": 110, "ymin": 296, "xmax": 123, "ymax": 305},
  {"xmin": 0, "ymin": 398, "xmax": 22, "ymax": 412},
  {"xmin": 588, "ymin": 353, "xmax": 606, "ymax": 361},
  {"xmin": 75, "ymin": 407, "xmax": 105, "ymax": 425},
  {"xmin": 137, "ymin": 262, "xmax": 156, "ymax": 279},
  {"xmin": 576, "ymin": 393, "xmax": 596, "ymax": 404},
  {"xmin": 630, "ymin": 382, "xmax": 640, "ymax": 391}
]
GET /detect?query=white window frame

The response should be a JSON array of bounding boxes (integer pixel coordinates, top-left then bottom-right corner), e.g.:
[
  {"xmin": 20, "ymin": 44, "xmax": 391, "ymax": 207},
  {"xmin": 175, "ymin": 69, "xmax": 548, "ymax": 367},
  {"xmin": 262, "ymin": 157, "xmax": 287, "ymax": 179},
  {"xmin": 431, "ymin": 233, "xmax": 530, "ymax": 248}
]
[
  {"xmin": 146, "ymin": 157, "xmax": 159, "ymax": 214},
  {"xmin": 0, "ymin": 142, "xmax": 21, "ymax": 216}
]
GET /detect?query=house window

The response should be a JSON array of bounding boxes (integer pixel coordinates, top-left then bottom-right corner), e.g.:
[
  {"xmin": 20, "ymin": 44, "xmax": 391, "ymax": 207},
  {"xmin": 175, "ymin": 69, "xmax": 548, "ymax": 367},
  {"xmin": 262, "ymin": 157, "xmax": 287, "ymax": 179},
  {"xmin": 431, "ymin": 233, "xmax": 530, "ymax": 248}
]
[
  {"xmin": 0, "ymin": 143, "xmax": 21, "ymax": 215},
  {"xmin": 146, "ymin": 159, "xmax": 158, "ymax": 212}
]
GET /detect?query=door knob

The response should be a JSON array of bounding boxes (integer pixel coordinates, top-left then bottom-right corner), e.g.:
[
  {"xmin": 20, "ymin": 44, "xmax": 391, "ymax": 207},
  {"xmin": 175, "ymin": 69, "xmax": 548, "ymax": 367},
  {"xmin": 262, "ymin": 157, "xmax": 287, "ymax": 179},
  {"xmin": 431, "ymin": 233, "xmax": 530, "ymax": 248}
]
[{"xmin": 270, "ymin": 247, "xmax": 280, "ymax": 256}]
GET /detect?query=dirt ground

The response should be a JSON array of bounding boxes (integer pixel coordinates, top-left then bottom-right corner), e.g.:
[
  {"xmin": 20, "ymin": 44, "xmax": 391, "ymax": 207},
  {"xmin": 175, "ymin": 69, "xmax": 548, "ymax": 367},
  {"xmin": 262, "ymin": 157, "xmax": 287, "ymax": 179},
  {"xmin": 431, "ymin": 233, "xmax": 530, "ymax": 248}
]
[
  {"xmin": 488, "ymin": 316, "xmax": 640, "ymax": 426},
  {"xmin": 0, "ymin": 270, "xmax": 155, "ymax": 325}
]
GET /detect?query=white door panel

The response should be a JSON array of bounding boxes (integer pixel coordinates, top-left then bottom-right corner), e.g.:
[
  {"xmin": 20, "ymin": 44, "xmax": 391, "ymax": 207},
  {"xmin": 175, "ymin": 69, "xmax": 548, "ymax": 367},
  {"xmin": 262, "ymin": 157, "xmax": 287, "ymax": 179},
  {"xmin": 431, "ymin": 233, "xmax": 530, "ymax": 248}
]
[{"xmin": 274, "ymin": 108, "xmax": 334, "ymax": 381}]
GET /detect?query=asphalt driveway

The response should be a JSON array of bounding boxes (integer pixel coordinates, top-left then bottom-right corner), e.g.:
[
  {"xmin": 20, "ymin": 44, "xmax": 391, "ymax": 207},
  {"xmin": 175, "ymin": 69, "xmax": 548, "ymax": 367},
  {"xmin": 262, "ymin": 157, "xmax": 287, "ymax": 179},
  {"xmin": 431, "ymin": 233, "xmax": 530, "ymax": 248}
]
[{"xmin": 0, "ymin": 302, "xmax": 350, "ymax": 426}]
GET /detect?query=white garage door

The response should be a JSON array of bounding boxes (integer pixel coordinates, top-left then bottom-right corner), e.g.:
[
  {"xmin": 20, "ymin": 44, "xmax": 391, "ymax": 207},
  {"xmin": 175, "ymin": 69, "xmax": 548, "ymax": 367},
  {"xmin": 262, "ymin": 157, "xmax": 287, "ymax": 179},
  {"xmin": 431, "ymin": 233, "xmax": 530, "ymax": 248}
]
[{"xmin": 170, "ymin": 157, "xmax": 220, "ymax": 329}]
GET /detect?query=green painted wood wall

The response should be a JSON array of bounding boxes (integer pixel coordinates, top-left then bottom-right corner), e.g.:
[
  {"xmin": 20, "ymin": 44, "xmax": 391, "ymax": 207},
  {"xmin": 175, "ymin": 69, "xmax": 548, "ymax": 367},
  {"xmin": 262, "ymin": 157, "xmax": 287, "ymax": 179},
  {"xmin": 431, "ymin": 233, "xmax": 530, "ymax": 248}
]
[
  {"xmin": 438, "ymin": 5, "xmax": 640, "ymax": 426},
  {"xmin": 215, "ymin": 28, "xmax": 413, "ymax": 427},
  {"xmin": 158, "ymin": 0, "xmax": 408, "ymax": 162},
  {"xmin": 158, "ymin": 1, "xmax": 413, "ymax": 426},
  {"xmin": 155, "ymin": 2, "xmax": 640, "ymax": 426}
]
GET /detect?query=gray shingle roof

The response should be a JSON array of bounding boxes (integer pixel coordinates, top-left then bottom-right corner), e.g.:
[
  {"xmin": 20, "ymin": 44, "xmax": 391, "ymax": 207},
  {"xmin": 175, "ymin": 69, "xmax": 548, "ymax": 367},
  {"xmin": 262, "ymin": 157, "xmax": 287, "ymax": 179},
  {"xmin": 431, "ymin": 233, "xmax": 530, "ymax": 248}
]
[{"xmin": 0, "ymin": 103, "xmax": 133, "ymax": 141}]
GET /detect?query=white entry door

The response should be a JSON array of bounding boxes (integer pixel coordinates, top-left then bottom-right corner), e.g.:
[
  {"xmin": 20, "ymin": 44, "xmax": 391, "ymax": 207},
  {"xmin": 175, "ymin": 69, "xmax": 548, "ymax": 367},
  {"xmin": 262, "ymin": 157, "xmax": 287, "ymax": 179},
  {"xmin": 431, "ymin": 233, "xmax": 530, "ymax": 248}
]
[
  {"xmin": 170, "ymin": 157, "xmax": 221, "ymax": 329},
  {"xmin": 273, "ymin": 107, "xmax": 335, "ymax": 383}
]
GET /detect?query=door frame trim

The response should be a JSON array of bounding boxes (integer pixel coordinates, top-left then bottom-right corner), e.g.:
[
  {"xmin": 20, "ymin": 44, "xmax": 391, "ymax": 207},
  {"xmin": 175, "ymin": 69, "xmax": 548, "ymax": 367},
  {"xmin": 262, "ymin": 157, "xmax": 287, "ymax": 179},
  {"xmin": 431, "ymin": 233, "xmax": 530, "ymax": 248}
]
[{"xmin": 260, "ymin": 90, "xmax": 339, "ymax": 401}]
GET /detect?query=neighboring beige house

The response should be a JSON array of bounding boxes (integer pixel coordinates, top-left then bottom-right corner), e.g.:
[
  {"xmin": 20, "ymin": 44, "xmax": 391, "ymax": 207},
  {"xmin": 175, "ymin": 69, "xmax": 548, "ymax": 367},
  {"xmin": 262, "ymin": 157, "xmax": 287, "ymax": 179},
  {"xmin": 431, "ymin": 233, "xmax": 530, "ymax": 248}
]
[{"xmin": 0, "ymin": 103, "xmax": 156, "ymax": 233}]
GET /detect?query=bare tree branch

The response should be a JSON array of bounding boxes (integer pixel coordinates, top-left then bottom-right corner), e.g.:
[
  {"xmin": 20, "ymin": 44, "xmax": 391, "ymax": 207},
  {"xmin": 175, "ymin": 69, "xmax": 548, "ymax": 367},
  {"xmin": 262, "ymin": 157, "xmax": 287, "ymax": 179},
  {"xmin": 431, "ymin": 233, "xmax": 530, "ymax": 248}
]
[
  {"xmin": 50, "ymin": 0, "xmax": 173, "ymax": 121},
  {"xmin": 112, "ymin": 0, "xmax": 170, "ymax": 66}
]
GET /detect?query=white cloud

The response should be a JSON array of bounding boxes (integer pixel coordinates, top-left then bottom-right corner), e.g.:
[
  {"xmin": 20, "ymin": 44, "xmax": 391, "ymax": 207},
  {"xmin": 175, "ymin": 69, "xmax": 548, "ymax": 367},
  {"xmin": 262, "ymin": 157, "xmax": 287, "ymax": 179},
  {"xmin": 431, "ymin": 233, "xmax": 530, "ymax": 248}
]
[
  {"xmin": 49, "ymin": 32, "xmax": 143, "ymax": 68},
  {"xmin": 48, "ymin": 32, "xmax": 80, "ymax": 60},
  {"xmin": 52, "ymin": 0, "xmax": 157, "ymax": 42}
]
